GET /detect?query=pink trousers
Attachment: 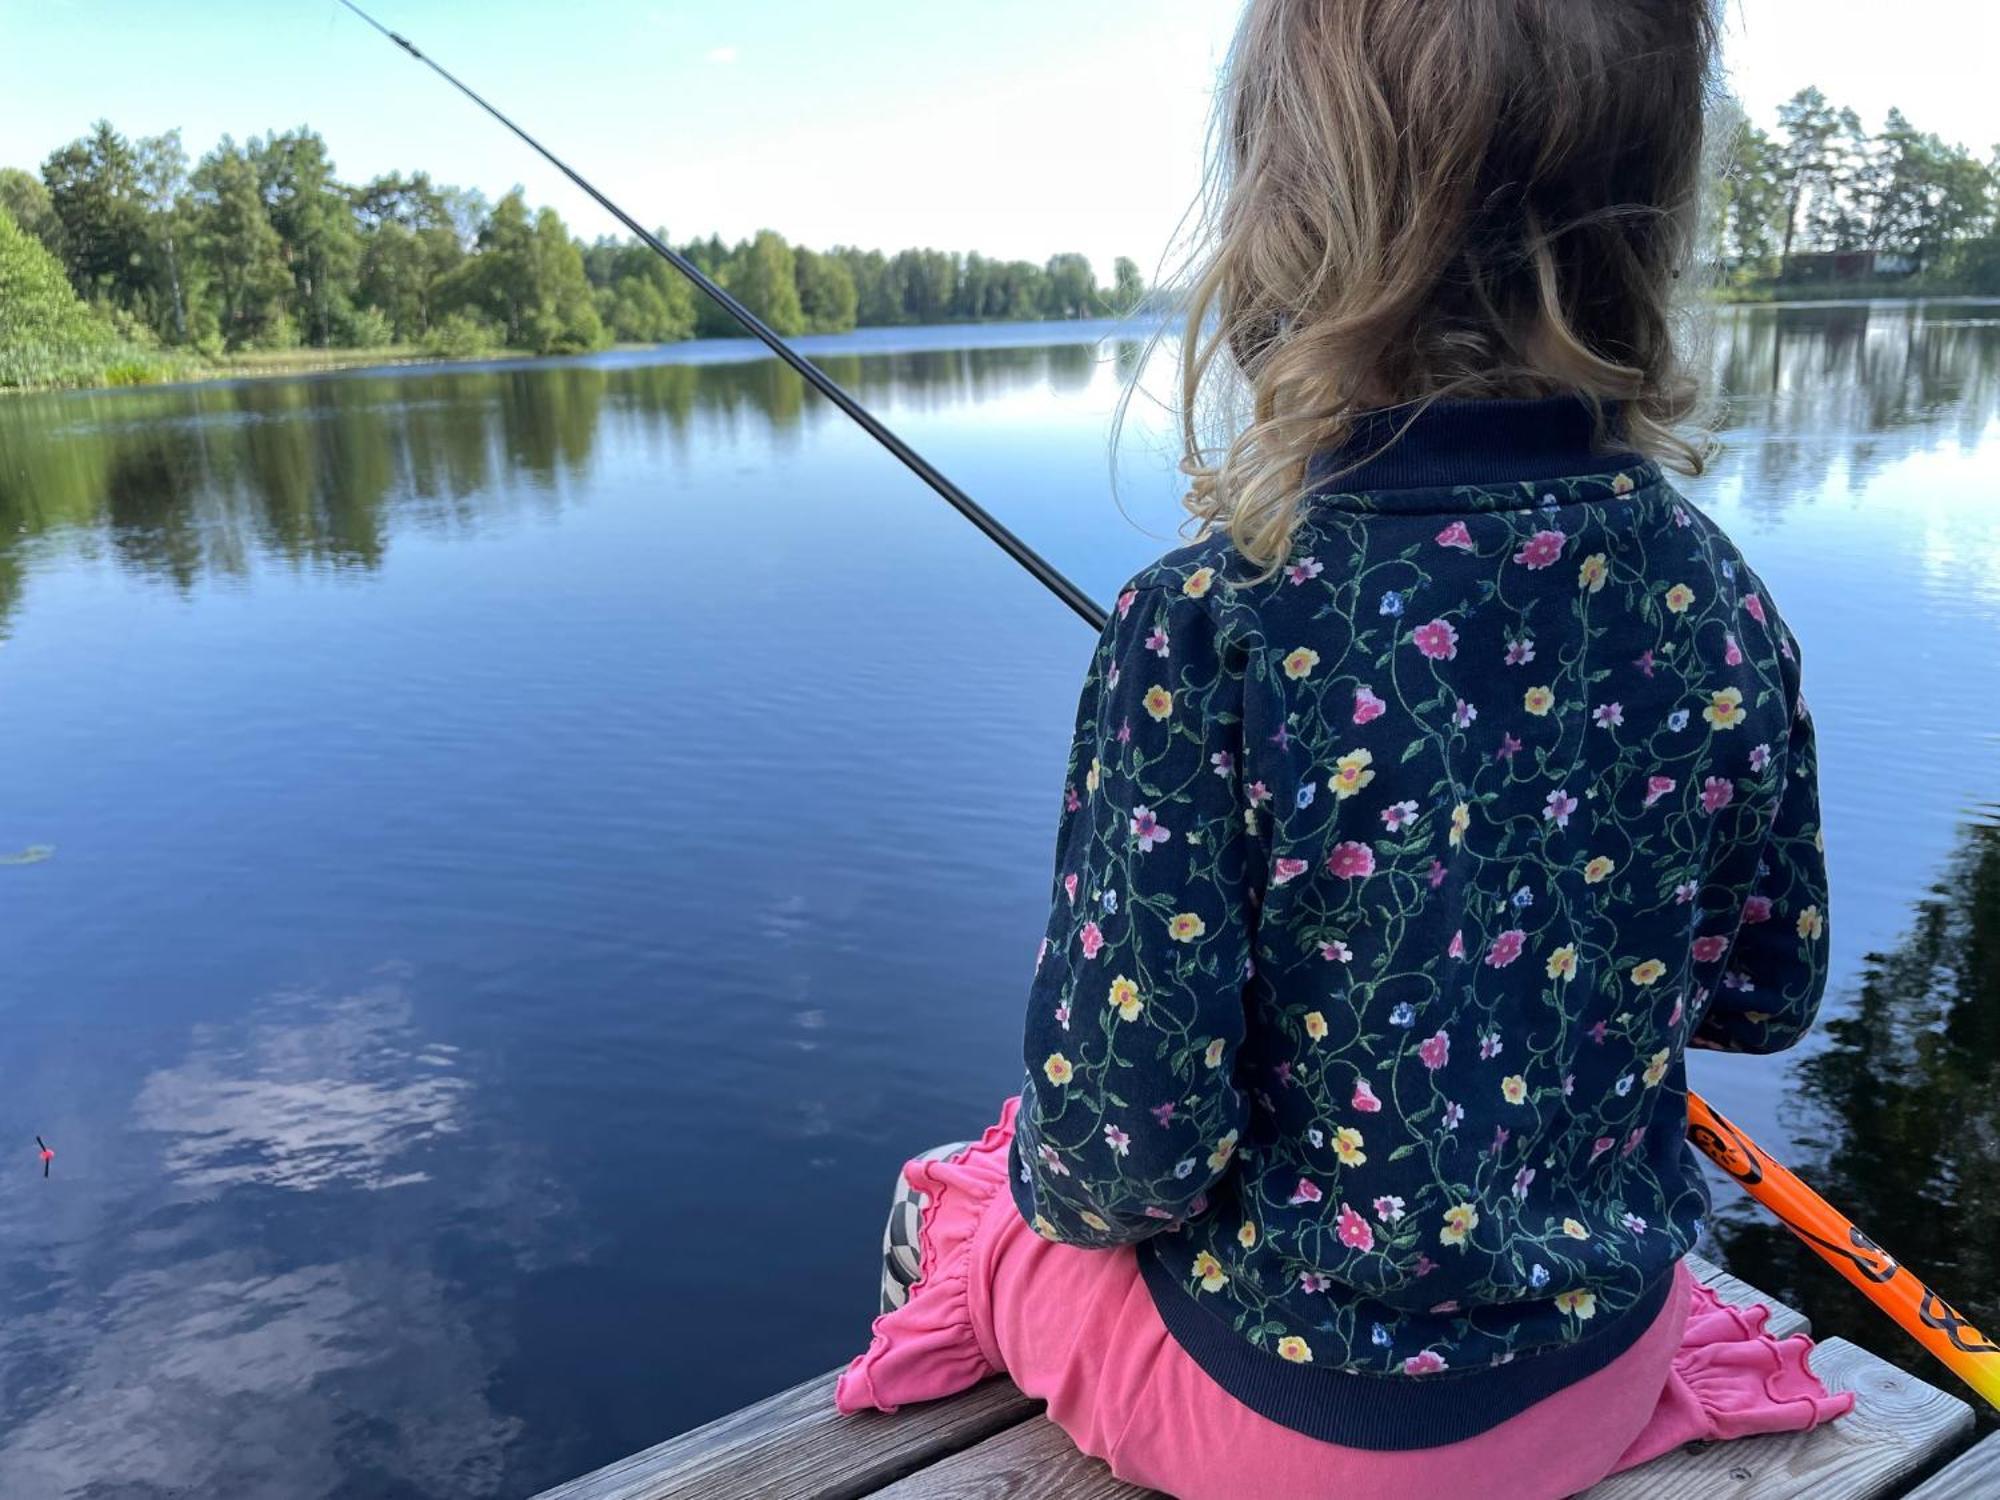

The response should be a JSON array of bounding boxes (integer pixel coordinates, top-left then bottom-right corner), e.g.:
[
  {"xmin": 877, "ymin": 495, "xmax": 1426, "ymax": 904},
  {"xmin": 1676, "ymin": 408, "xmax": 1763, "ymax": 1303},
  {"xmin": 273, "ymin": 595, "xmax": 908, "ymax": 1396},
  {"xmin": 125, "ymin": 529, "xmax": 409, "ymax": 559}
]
[{"xmin": 836, "ymin": 1098, "xmax": 1851, "ymax": 1500}]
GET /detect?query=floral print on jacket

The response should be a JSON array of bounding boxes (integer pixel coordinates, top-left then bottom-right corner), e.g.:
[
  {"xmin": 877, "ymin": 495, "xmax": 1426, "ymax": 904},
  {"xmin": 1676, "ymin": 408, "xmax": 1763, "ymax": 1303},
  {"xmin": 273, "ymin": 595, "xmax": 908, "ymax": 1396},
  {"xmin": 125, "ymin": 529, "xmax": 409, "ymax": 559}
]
[{"xmin": 1010, "ymin": 458, "xmax": 1828, "ymax": 1383}]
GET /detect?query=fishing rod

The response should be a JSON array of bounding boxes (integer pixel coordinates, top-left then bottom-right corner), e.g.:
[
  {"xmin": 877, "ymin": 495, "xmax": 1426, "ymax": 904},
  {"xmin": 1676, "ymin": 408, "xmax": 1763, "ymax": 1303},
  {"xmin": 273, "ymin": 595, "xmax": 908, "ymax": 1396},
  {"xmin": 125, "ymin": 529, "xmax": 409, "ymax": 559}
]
[
  {"xmin": 331, "ymin": 0, "xmax": 1106, "ymax": 635},
  {"xmin": 337, "ymin": 0, "xmax": 1999, "ymax": 1413}
]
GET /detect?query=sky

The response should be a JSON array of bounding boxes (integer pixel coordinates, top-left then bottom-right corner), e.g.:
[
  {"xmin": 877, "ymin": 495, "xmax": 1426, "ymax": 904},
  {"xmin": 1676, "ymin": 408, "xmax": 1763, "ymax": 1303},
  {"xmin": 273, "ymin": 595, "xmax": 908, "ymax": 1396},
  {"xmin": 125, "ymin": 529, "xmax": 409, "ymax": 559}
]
[{"xmin": 0, "ymin": 0, "xmax": 1994, "ymax": 279}]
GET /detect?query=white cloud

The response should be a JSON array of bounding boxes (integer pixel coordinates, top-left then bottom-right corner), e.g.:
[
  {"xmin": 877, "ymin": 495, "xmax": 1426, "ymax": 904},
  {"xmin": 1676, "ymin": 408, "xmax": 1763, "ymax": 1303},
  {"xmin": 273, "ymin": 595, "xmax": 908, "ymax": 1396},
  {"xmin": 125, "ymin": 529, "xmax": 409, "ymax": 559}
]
[{"xmin": 704, "ymin": 44, "xmax": 738, "ymax": 65}]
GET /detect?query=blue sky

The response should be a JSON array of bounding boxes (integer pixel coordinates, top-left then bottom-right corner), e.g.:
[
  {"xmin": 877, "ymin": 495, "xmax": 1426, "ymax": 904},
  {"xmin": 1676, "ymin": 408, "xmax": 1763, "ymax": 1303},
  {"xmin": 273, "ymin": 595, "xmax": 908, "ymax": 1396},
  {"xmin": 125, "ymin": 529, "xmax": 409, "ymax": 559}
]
[{"xmin": 1, "ymin": 0, "xmax": 1993, "ymax": 279}]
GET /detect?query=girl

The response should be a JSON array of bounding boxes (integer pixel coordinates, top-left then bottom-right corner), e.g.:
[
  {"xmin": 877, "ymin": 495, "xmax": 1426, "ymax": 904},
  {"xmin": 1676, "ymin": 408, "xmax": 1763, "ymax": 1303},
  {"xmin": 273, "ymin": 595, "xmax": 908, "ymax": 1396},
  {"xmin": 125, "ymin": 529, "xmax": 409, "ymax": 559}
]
[{"xmin": 837, "ymin": 1, "xmax": 1850, "ymax": 1494}]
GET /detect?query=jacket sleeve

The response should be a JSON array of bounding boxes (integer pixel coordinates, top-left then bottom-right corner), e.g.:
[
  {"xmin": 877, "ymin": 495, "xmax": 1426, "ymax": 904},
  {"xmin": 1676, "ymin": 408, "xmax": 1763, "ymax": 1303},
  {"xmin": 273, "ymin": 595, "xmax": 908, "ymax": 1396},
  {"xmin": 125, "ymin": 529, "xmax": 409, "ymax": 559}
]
[
  {"xmin": 1694, "ymin": 655, "xmax": 1830, "ymax": 1055},
  {"xmin": 1009, "ymin": 579, "xmax": 1258, "ymax": 1247}
]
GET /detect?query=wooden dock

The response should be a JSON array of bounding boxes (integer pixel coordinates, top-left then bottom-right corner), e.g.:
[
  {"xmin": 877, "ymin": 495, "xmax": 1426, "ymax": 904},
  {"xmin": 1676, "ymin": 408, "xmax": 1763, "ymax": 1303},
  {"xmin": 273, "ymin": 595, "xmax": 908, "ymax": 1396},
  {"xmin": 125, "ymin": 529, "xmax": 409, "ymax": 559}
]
[{"xmin": 536, "ymin": 1255, "xmax": 1996, "ymax": 1500}]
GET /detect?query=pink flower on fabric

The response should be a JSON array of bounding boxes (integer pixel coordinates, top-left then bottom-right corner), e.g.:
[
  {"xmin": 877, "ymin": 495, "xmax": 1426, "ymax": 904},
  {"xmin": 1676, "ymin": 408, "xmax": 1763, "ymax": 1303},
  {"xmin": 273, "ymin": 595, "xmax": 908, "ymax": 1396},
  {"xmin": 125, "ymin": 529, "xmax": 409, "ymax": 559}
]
[
  {"xmin": 1353, "ymin": 686, "xmax": 1388, "ymax": 724},
  {"xmin": 1404, "ymin": 1350, "xmax": 1448, "ymax": 1375},
  {"xmin": 1321, "ymin": 940, "xmax": 1354, "ymax": 963},
  {"xmin": 1337, "ymin": 1202, "xmax": 1375, "ymax": 1251},
  {"xmin": 1428, "ymin": 858, "xmax": 1447, "ymax": 889},
  {"xmin": 1286, "ymin": 556, "xmax": 1324, "ymax": 585},
  {"xmin": 1643, "ymin": 775, "xmax": 1676, "ymax": 808},
  {"xmin": 1327, "ymin": 842, "xmax": 1376, "ymax": 879},
  {"xmin": 1289, "ymin": 1178, "xmax": 1324, "ymax": 1205},
  {"xmin": 1145, "ymin": 627, "xmax": 1170, "ymax": 657},
  {"xmin": 1115, "ymin": 588, "xmax": 1137, "ymax": 618},
  {"xmin": 1486, "ymin": 929, "xmax": 1527, "ymax": 968},
  {"xmin": 1750, "ymin": 743, "xmax": 1772, "ymax": 773},
  {"xmin": 1104, "ymin": 1124, "xmax": 1131, "ymax": 1155},
  {"xmin": 1701, "ymin": 777, "xmax": 1735, "ymax": 814},
  {"xmin": 1273, "ymin": 857, "xmax": 1310, "ymax": 885},
  {"xmin": 1435, "ymin": 520, "xmax": 1475, "ymax": 550},
  {"xmin": 1447, "ymin": 929, "xmax": 1466, "ymax": 959},
  {"xmin": 1590, "ymin": 1135, "xmax": 1615, "ymax": 1162},
  {"xmin": 1130, "ymin": 805, "xmax": 1173, "ymax": 850},
  {"xmin": 1080, "ymin": 922, "xmax": 1104, "ymax": 958},
  {"xmin": 1411, "ymin": 620, "xmax": 1459, "ymax": 660},
  {"xmin": 1418, "ymin": 1030, "xmax": 1451, "ymax": 1070},
  {"xmin": 1505, "ymin": 637, "xmax": 1536, "ymax": 666},
  {"xmin": 1513, "ymin": 529, "xmax": 1567, "ymax": 569},
  {"xmin": 1352, "ymin": 1078, "xmax": 1382, "ymax": 1113},
  {"xmin": 1453, "ymin": 698, "xmax": 1477, "ymax": 729},
  {"xmin": 1744, "ymin": 592, "xmax": 1767, "ymax": 624},
  {"xmin": 1724, "ymin": 634, "xmax": 1743, "ymax": 667},
  {"xmin": 1063, "ymin": 873, "xmax": 1079, "ymax": 904},
  {"xmin": 1692, "ymin": 935, "xmax": 1729, "ymax": 963},
  {"xmin": 1544, "ymin": 788, "xmax": 1579, "ymax": 828},
  {"xmin": 1743, "ymin": 895, "xmax": 1773, "ymax": 924},
  {"xmin": 1065, "ymin": 786, "xmax": 1081, "ymax": 813},
  {"xmin": 1622, "ymin": 1128, "xmax": 1646, "ymax": 1158},
  {"xmin": 1382, "ymin": 800, "xmax": 1420, "ymax": 830},
  {"xmin": 1151, "ymin": 1101, "xmax": 1176, "ymax": 1126}
]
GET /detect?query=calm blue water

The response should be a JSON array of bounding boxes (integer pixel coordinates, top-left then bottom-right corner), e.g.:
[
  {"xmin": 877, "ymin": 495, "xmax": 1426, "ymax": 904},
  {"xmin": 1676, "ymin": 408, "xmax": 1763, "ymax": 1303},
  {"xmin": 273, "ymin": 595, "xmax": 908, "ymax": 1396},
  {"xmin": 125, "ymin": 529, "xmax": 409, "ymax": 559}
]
[{"xmin": 0, "ymin": 306, "xmax": 1995, "ymax": 1495}]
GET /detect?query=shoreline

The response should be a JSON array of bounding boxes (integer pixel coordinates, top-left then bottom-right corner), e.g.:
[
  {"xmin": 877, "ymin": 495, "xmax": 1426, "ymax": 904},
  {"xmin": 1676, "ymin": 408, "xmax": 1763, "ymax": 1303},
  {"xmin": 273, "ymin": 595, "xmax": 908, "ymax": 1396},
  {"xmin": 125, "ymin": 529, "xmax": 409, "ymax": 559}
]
[{"xmin": 10, "ymin": 295, "xmax": 1998, "ymax": 397}]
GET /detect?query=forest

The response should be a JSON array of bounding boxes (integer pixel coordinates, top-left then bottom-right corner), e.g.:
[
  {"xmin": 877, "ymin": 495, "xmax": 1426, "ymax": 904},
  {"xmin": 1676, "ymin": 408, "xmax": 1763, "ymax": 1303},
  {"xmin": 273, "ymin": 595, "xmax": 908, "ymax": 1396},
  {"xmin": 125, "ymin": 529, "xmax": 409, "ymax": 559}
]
[
  {"xmin": 3, "ymin": 87, "xmax": 1998, "ymax": 391},
  {"xmin": 0, "ymin": 119, "xmax": 1147, "ymax": 388}
]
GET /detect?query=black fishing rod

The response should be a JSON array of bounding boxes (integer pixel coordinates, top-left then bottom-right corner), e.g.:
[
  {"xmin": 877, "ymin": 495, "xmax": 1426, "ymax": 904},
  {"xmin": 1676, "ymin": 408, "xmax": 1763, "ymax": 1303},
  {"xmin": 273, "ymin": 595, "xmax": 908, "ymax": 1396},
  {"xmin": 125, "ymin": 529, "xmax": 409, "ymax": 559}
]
[{"xmin": 333, "ymin": 0, "xmax": 1109, "ymax": 634}]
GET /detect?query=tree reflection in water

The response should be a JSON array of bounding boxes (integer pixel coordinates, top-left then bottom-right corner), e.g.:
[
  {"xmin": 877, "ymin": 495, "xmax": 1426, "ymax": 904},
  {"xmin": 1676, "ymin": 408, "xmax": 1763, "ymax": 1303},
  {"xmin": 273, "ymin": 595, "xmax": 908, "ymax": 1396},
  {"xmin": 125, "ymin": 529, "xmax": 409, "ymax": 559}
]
[{"xmin": 1708, "ymin": 810, "xmax": 2000, "ymax": 1413}]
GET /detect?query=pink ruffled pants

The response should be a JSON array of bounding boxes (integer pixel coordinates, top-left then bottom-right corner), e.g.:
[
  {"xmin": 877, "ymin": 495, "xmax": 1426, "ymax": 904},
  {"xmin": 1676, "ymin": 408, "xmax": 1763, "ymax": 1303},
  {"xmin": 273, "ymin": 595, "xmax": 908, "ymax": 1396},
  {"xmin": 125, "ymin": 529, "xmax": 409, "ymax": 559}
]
[{"xmin": 837, "ymin": 1098, "xmax": 1851, "ymax": 1500}]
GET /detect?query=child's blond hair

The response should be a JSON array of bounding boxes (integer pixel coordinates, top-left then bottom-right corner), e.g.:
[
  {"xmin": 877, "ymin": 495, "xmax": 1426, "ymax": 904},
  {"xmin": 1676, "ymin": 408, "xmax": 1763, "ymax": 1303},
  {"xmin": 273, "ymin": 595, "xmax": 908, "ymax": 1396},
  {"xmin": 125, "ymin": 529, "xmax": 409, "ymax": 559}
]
[{"xmin": 1179, "ymin": 0, "xmax": 1718, "ymax": 569}]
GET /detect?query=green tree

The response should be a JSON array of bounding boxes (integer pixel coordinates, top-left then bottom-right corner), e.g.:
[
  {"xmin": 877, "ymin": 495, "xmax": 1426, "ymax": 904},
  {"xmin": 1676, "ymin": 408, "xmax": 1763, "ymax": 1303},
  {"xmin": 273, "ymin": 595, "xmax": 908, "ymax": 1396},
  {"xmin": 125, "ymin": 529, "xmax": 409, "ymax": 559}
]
[
  {"xmin": 0, "ymin": 204, "xmax": 124, "ymax": 387},
  {"xmin": 434, "ymin": 191, "xmax": 605, "ymax": 353},
  {"xmin": 251, "ymin": 128, "xmax": 361, "ymax": 347},
  {"xmin": 1774, "ymin": 88, "xmax": 1846, "ymax": 259},
  {"xmin": 1041, "ymin": 253, "xmax": 1097, "ymax": 317},
  {"xmin": 41, "ymin": 120, "xmax": 153, "ymax": 313},
  {"xmin": 354, "ymin": 171, "xmax": 464, "ymax": 340},
  {"xmin": 729, "ymin": 229, "xmax": 806, "ymax": 336},
  {"xmin": 793, "ymin": 246, "xmax": 857, "ymax": 333},
  {"xmin": 1110, "ymin": 256, "xmax": 1146, "ymax": 314},
  {"xmin": 189, "ymin": 138, "xmax": 292, "ymax": 349},
  {"xmin": 0, "ymin": 168, "xmax": 61, "ymax": 257},
  {"xmin": 593, "ymin": 238, "xmax": 697, "ymax": 343}
]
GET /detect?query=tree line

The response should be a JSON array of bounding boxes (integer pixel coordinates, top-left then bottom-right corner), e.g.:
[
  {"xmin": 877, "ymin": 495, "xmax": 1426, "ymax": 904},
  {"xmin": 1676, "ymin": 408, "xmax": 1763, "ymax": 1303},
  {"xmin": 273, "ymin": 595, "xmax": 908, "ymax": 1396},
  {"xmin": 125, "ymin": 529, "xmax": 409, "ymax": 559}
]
[
  {"xmin": 1716, "ymin": 87, "xmax": 1999, "ymax": 290},
  {"xmin": 0, "ymin": 119, "xmax": 1148, "ymax": 378}
]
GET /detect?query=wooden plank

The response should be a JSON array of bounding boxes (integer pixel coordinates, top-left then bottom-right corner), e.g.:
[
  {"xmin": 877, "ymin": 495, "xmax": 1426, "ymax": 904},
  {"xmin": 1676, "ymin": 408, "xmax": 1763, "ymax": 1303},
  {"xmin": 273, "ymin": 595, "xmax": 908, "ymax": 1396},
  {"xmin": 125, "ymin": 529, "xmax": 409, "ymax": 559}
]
[
  {"xmin": 530, "ymin": 1372, "xmax": 1040, "ymax": 1500},
  {"xmin": 1686, "ymin": 1252, "xmax": 1811, "ymax": 1340},
  {"xmin": 867, "ymin": 1417, "xmax": 1151, "ymax": 1500},
  {"xmin": 1581, "ymin": 1338, "xmax": 1974, "ymax": 1499},
  {"xmin": 1898, "ymin": 1431, "xmax": 2000, "ymax": 1499}
]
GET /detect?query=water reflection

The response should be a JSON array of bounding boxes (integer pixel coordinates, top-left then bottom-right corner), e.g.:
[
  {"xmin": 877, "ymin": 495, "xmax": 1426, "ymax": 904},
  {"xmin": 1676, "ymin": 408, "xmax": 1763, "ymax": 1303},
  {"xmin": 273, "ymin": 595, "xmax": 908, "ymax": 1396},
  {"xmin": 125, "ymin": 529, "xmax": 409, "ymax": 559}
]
[
  {"xmin": 1708, "ymin": 810, "xmax": 2000, "ymax": 1405},
  {"xmin": 0, "ymin": 337, "xmax": 1113, "ymax": 632},
  {"xmin": 0, "ymin": 970, "xmax": 572, "ymax": 1498}
]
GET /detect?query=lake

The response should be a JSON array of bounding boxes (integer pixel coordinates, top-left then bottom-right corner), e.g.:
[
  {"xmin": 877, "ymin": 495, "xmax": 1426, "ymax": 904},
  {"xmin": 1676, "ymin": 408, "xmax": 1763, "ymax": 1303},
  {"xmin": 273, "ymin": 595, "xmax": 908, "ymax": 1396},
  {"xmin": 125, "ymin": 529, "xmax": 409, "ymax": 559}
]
[{"xmin": 1, "ymin": 304, "xmax": 1996, "ymax": 1495}]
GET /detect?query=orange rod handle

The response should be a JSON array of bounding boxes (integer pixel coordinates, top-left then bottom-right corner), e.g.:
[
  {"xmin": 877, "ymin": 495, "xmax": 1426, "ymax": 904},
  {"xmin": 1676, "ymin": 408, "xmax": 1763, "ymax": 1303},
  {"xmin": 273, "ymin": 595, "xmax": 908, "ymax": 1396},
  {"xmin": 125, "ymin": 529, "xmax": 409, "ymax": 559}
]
[{"xmin": 1687, "ymin": 1091, "xmax": 2000, "ymax": 1411}]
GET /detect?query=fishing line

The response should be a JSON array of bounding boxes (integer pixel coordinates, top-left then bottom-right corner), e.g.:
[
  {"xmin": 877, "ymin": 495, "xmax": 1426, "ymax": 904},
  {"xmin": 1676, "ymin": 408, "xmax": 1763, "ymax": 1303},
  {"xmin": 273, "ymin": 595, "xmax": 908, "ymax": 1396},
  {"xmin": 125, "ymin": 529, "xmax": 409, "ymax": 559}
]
[{"xmin": 332, "ymin": 0, "xmax": 1109, "ymax": 634}]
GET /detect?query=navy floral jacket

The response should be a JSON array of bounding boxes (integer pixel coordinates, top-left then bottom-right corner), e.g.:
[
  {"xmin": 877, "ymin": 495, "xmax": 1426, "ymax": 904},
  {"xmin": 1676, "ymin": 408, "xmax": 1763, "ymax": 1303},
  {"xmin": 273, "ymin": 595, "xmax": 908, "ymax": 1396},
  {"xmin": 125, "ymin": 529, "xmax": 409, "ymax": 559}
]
[{"xmin": 1009, "ymin": 397, "xmax": 1828, "ymax": 1447}]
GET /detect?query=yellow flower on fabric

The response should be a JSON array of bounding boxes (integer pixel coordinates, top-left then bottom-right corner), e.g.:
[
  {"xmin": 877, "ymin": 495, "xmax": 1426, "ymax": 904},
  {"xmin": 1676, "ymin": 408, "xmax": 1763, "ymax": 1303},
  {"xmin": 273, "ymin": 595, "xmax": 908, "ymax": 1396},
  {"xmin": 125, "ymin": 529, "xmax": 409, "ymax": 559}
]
[
  {"xmin": 1331, "ymin": 749, "xmax": 1376, "ymax": 799},
  {"xmin": 1578, "ymin": 553, "xmax": 1609, "ymax": 593},
  {"xmin": 1033, "ymin": 1213, "xmax": 1060, "ymax": 1240},
  {"xmin": 1665, "ymin": 583, "xmax": 1696, "ymax": 614},
  {"xmin": 1555, "ymin": 1289, "xmax": 1598, "ymax": 1319},
  {"xmin": 1547, "ymin": 945, "xmax": 1578, "ymax": 981},
  {"xmin": 1563, "ymin": 1218, "xmax": 1590, "ymax": 1240},
  {"xmin": 1080, "ymin": 1210, "xmax": 1110, "ymax": 1232},
  {"xmin": 1238, "ymin": 1220, "xmax": 1258, "ymax": 1249},
  {"xmin": 1283, "ymin": 647, "xmax": 1321, "ymax": 679},
  {"xmin": 1611, "ymin": 472, "xmax": 1635, "ymax": 496},
  {"xmin": 1450, "ymin": 802, "xmax": 1471, "ymax": 848},
  {"xmin": 1704, "ymin": 686, "xmax": 1746, "ymax": 730},
  {"xmin": 1084, "ymin": 757, "xmax": 1102, "ymax": 794},
  {"xmin": 1334, "ymin": 1127, "xmax": 1366, "ymax": 1167},
  {"xmin": 1441, "ymin": 1203, "xmax": 1480, "ymax": 1247},
  {"xmin": 1108, "ymin": 975, "xmax": 1143, "ymax": 1021},
  {"xmin": 1644, "ymin": 1048, "xmax": 1670, "ymax": 1087},
  {"xmin": 1144, "ymin": 685, "xmax": 1174, "ymax": 721},
  {"xmin": 1524, "ymin": 685, "xmax": 1555, "ymax": 716},
  {"xmin": 1042, "ymin": 1052, "xmax": 1073, "ymax": 1085},
  {"xmin": 1501, "ymin": 1074, "xmax": 1528, "ymax": 1105},
  {"xmin": 1584, "ymin": 856, "xmax": 1615, "ymax": 884},
  {"xmin": 1276, "ymin": 1335, "xmax": 1313, "ymax": 1363},
  {"xmin": 1797, "ymin": 905, "xmax": 1825, "ymax": 940},
  {"xmin": 1193, "ymin": 1251, "xmax": 1228, "ymax": 1292},
  {"xmin": 1304, "ymin": 1010, "xmax": 1328, "ymax": 1041},
  {"xmin": 1169, "ymin": 912, "xmax": 1207, "ymax": 942},
  {"xmin": 1207, "ymin": 1129, "xmax": 1240, "ymax": 1172},
  {"xmin": 1183, "ymin": 567, "xmax": 1215, "ymax": 599},
  {"xmin": 1204, "ymin": 1037, "xmax": 1226, "ymax": 1068},
  {"xmin": 1630, "ymin": 959, "xmax": 1666, "ymax": 986}
]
